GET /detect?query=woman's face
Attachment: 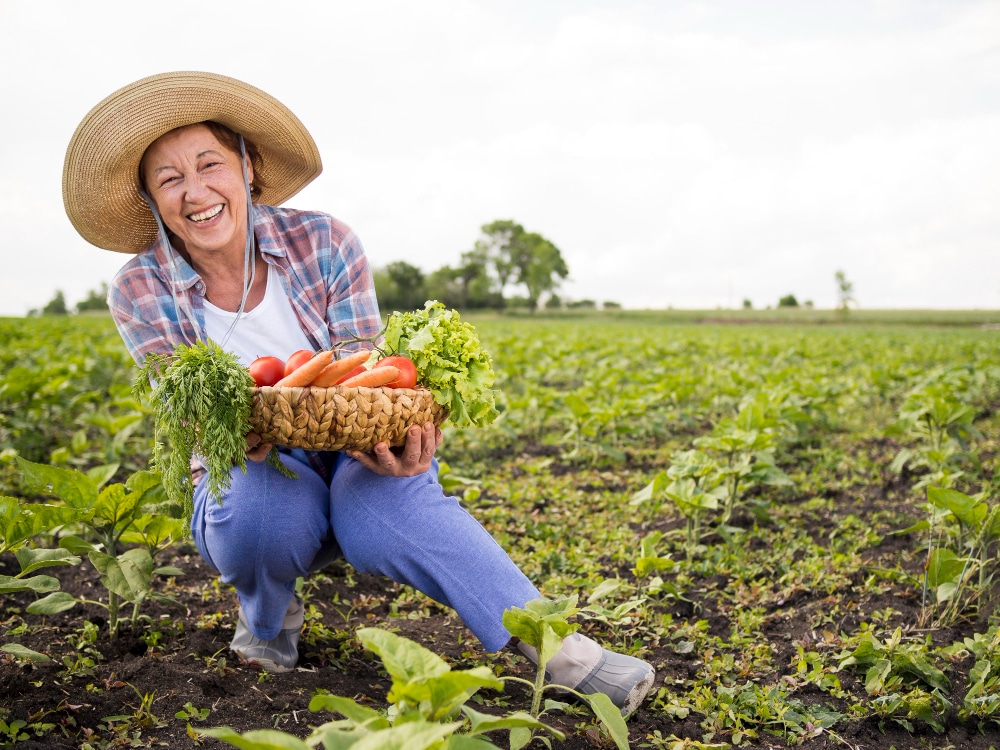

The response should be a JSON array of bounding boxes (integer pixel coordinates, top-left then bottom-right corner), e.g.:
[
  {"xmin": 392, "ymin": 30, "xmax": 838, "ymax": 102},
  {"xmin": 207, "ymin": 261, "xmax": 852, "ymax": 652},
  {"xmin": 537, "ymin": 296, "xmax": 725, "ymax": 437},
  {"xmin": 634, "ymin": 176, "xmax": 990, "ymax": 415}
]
[{"xmin": 141, "ymin": 123, "xmax": 253, "ymax": 261}]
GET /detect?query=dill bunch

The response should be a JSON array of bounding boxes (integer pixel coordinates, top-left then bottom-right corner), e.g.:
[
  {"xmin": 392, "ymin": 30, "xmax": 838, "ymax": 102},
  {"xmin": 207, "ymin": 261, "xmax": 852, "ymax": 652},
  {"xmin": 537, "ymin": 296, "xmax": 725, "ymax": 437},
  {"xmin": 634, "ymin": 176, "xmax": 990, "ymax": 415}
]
[{"xmin": 133, "ymin": 339, "xmax": 255, "ymax": 521}]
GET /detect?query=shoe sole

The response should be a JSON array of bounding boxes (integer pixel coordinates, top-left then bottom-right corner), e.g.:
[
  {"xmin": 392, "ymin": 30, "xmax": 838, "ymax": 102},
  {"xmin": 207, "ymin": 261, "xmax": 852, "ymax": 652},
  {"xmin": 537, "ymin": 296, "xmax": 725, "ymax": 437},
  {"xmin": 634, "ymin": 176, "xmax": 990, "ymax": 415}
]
[
  {"xmin": 620, "ymin": 669, "xmax": 656, "ymax": 716},
  {"xmin": 234, "ymin": 651, "xmax": 296, "ymax": 674}
]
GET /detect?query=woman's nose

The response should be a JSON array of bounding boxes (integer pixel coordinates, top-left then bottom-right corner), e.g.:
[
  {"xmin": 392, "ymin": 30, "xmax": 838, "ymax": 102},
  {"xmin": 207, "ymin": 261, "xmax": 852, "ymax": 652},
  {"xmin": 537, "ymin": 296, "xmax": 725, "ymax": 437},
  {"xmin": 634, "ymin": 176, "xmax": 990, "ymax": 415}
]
[{"xmin": 184, "ymin": 173, "xmax": 211, "ymax": 201}]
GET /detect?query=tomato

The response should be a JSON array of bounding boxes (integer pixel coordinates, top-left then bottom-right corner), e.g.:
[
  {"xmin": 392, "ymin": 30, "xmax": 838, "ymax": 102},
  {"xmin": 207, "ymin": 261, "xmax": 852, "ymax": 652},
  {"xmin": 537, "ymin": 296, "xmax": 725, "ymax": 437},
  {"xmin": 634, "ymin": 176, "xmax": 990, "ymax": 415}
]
[
  {"xmin": 248, "ymin": 356, "xmax": 285, "ymax": 387},
  {"xmin": 374, "ymin": 355, "xmax": 418, "ymax": 389},
  {"xmin": 334, "ymin": 365, "xmax": 366, "ymax": 385},
  {"xmin": 283, "ymin": 349, "xmax": 315, "ymax": 377}
]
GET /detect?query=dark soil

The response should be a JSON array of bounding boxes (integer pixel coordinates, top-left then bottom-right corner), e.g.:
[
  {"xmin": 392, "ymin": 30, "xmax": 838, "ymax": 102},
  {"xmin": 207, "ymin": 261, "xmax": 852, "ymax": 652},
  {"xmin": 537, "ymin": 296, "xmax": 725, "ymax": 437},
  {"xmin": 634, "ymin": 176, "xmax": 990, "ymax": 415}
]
[{"xmin": 2, "ymin": 451, "xmax": 998, "ymax": 749}]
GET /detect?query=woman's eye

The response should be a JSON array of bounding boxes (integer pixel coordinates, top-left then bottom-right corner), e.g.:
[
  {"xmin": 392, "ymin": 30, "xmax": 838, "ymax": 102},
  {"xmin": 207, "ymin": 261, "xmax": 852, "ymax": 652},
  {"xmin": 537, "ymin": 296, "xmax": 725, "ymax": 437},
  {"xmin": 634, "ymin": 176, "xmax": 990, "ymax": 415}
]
[{"xmin": 159, "ymin": 175, "xmax": 180, "ymax": 187}]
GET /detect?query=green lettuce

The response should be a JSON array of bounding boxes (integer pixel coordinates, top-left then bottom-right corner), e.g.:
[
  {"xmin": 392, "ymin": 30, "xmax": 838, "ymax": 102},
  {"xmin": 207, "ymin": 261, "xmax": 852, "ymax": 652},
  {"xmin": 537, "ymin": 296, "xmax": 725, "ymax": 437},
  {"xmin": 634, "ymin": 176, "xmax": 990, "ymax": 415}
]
[{"xmin": 382, "ymin": 301, "xmax": 499, "ymax": 428}]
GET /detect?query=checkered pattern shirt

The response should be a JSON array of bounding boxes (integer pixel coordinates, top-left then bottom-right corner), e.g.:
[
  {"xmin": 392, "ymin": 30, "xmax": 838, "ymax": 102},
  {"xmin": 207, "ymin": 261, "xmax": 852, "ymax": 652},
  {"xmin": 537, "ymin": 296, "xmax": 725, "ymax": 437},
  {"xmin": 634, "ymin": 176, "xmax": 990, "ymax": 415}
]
[{"xmin": 108, "ymin": 204, "xmax": 382, "ymax": 363}]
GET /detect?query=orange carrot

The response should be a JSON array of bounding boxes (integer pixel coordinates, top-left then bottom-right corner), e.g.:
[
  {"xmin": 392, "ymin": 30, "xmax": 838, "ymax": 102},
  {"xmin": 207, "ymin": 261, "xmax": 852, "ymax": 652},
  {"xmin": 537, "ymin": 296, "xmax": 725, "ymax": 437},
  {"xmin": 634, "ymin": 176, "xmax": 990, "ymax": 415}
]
[
  {"xmin": 338, "ymin": 365, "xmax": 400, "ymax": 389},
  {"xmin": 274, "ymin": 350, "xmax": 334, "ymax": 387},
  {"xmin": 308, "ymin": 349, "xmax": 372, "ymax": 387}
]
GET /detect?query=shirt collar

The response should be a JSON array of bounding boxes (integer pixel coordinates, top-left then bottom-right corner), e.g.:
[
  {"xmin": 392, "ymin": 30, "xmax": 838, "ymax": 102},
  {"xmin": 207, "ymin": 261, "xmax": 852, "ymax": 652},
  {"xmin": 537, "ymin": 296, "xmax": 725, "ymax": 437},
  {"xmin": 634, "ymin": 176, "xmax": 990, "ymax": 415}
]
[{"xmin": 147, "ymin": 204, "xmax": 285, "ymax": 290}]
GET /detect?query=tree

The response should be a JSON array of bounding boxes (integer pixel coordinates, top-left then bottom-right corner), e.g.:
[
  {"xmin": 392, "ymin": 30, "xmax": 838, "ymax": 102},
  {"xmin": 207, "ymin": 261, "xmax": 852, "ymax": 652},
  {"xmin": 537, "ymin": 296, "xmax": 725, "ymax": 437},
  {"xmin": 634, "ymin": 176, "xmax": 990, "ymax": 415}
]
[
  {"xmin": 40, "ymin": 290, "xmax": 69, "ymax": 316},
  {"xmin": 473, "ymin": 219, "xmax": 569, "ymax": 312},
  {"xmin": 778, "ymin": 294, "xmax": 799, "ymax": 308},
  {"xmin": 76, "ymin": 283, "xmax": 109, "ymax": 313},
  {"xmin": 373, "ymin": 261, "xmax": 427, "ymax": 313},
  {"xmin": 835, "ymin": 270, "xmax": 855, "ymax": 313},
  {"xmin": 520, "ymin": 232, "xmax": 569, "ymax": 311}
]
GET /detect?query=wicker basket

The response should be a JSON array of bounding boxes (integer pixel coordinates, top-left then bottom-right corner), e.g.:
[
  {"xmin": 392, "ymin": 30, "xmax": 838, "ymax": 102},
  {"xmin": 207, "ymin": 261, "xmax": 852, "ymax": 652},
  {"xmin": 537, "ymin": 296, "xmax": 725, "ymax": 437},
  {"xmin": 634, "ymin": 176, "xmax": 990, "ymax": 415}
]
[{"xmin": 249, "ymin": 385, "xmax": 448, "ymax": 452}]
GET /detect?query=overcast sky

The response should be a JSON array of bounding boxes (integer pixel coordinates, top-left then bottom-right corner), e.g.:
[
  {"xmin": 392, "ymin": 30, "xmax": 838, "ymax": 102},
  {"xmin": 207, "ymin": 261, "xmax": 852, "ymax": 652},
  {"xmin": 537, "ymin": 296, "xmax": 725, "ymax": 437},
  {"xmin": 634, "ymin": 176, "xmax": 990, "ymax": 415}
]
[{"xmin": 1, "ymin": 0, "xmax": 998, "ymax": 315}]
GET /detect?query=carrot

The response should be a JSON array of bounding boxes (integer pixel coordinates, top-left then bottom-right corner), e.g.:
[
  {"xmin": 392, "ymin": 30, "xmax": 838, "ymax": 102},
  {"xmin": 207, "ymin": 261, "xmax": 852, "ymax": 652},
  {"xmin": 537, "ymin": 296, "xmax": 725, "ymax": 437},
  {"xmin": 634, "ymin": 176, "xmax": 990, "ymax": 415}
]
[
  {"xmin": 308, "ymin": 349, "xmax": 372, "ymax": 387},
  {"xmin": 338, "ymin": 365, "xmax": 400, "ymax": 389},
  {"xmin": 273, "ymin": 350, "xmax": 334, "ymax": 387}
]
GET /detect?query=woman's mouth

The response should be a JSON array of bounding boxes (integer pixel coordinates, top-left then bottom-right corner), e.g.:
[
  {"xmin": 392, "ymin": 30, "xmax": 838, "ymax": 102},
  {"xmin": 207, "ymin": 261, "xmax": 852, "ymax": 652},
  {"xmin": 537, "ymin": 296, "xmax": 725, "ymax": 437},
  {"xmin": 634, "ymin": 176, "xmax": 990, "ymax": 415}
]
[{"xmin": 188, "ymin": 204, "xmax": 224, "ymax": 223}]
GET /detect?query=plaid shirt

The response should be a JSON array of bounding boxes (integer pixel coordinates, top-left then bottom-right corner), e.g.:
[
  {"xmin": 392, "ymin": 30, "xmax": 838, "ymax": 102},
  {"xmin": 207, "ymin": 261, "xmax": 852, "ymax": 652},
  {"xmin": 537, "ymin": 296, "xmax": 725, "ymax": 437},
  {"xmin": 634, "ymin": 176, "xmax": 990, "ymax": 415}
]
[{"xmin": 108, "ymin": 204, "xmax": 382, "ymax": 363}]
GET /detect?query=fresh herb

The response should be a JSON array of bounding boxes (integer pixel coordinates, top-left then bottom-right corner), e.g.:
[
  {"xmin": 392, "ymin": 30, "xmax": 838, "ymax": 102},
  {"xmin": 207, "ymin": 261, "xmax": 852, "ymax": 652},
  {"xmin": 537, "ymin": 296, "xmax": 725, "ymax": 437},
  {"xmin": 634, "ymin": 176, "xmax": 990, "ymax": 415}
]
[
  {"xmin": 132, "ymin": 340, "xmax": 255, "ymax": 520},
  {"xmin": 382, "ymin": 301, "xmax": 500, "ymax": 428}
]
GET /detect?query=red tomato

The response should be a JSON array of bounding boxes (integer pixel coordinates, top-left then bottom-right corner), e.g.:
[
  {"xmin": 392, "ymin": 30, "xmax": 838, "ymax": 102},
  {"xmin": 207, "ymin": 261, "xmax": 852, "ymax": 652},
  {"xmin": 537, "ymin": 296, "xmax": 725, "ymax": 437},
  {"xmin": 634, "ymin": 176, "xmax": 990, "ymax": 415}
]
[
  {"xmin": 374, "ymin": 355, "xmax": 418, "ymax": 389},
  {"xmin": 334, "ymin": 365, "xmax": 366, "ymax": 385},
  {"xmin": 248, "ymin": 356, "xmax": 285, "ymax": 387},
  {"xmin": 283, "ymin": 349, "xmax": 315, "ymax": 377}
]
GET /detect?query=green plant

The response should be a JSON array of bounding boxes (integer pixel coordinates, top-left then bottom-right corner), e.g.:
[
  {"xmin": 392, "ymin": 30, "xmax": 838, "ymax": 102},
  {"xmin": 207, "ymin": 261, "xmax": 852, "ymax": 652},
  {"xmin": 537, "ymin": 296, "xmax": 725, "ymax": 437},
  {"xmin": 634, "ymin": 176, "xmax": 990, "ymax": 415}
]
[
  {"xmin": 837, "ymin": 627, "xmax": 950, "ymax": 696},
  {"xmin": 896, "ymin": 485, "xmax": 1000, "ymax": 626},
  {"xmin": 203, "ymin": 626, "xmax": 561, "ymax": 749},
  {"xmin": 16, "ymin": 458, "xmax": 184, "ymax": 636},
  {"xmin": 889, "ymin": 371, "xmax": 981, "ymax": 490},
  {"xmin": 502, "ymin": 595, "xmax": 630, "ymax": 749},
  {"xmin": 958, "ymin": 626, "xmax": 1000, "ymax": 729}
]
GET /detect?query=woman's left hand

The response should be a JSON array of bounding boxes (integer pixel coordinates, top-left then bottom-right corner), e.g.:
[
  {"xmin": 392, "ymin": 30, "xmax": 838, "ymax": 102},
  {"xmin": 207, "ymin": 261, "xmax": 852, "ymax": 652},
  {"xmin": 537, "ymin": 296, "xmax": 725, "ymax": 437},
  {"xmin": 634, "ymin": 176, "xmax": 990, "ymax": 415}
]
[{"xmin": 348, "ymin": 422, "xmax": 443, "ymax": 477}]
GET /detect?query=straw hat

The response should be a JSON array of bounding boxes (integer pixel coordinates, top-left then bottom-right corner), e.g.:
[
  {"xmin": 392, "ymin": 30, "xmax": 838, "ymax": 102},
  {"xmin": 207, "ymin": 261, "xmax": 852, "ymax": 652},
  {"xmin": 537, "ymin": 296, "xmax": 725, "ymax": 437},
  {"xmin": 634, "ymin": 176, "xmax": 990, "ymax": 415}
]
[{"xmin": 63, "ymin": 71, "xmax": 323, "ymax": 253}]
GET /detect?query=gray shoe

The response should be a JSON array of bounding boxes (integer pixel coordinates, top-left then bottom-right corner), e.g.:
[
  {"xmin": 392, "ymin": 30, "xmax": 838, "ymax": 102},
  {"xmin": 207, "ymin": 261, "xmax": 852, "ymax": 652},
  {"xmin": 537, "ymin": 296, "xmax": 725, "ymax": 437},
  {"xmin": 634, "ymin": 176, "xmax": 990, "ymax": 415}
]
[
  {"xmin": 517, "ymin": 633, "xmax": 656, "ymax": 716},
  {"xmin": 574, "ymin": 648, "xmax": 656, "ymax": 716},
  {"xmin": 230, "ymin": 598, "xmax": 303, "ymax": 673}
]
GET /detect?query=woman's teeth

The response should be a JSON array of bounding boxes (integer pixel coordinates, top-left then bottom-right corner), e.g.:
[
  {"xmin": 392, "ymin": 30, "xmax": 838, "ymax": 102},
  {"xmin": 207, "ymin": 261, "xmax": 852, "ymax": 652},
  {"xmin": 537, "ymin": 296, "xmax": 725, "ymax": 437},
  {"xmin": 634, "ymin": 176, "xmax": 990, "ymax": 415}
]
[{"xmin": 189, "ymin": 205, "xmax": 224, "ymax": 222}]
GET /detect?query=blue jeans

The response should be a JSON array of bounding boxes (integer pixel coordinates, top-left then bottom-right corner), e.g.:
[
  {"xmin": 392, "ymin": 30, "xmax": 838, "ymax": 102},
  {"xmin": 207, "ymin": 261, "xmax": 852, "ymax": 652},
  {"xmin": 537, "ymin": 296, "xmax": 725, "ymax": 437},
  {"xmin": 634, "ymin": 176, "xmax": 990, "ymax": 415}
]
[{"xmin": 190, "ymin": 450, "xmax": 539, "ymax": 651}]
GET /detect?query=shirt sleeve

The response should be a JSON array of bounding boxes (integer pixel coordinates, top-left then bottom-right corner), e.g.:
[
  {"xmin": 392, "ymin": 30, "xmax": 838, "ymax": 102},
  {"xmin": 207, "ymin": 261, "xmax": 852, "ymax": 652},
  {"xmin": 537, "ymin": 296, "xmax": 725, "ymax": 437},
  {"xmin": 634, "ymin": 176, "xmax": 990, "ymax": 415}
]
[
  {"xmin": 325, "ymin": 228, "xmax": 382, "ymax": 346},
  {"xmin": 107, "ymin": 262, "xmax": 193, "ymax": 364}
]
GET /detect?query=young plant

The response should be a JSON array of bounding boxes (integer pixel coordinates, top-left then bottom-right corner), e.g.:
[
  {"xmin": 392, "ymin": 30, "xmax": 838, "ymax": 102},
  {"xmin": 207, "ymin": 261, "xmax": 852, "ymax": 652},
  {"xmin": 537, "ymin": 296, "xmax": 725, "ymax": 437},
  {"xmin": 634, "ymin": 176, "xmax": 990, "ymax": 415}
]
[
  {"xmin": 631, "ymin": 450, "xmax": 722, "ymax": 558},
  {"xmin": 502, "ymin": 595, "xmax": 630, "ymax": 750},
  {"xmin": 16, "ymin": 458, "xmax": 184, "ymax": 636},
  {"xmin": 0, "ymin": 494, "xmax": 81, "ymax": 622},
  {"xmin": 889, "ymin": 373, "xmax": 981, "ymax": 490},
  {"xmin": 203, "ymin": 626, "xmax": 560, "ymax": 749},
  {"xmin": 958, "ymin": 626, "xmax": 1000, "ymax": 729},
  {"xmin": 896, "ymin": 485, "xmax": 1000, "ymax": 626}
]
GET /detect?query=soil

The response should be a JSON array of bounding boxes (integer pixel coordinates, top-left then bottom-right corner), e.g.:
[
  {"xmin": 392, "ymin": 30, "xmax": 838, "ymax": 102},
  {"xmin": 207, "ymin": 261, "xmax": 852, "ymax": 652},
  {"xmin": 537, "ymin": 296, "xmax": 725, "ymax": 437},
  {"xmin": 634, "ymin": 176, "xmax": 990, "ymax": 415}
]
[{"xmin": 2, "ymin": 454, "xmax": 998, "ymax": 750}]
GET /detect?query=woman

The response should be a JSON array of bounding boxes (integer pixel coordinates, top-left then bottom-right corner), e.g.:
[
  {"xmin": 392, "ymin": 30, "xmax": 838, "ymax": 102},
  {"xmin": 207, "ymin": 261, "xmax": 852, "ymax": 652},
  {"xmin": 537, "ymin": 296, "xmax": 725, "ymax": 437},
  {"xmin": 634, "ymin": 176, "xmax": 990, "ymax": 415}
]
[{"xmin": 62, "ymin": 71, "xmax": 655, "ymax": 715}]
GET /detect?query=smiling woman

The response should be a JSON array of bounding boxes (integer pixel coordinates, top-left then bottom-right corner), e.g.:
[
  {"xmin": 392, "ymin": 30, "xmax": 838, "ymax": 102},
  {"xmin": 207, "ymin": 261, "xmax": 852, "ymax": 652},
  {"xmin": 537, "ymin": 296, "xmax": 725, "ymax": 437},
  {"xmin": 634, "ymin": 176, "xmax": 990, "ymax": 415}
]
[
  {"xmin": 138, "ymin": 123, "xmax": 267, "ymax": 312},
  {"xmin": 59, "ymin": 70, "xmax": 656, "ymax": 717}
]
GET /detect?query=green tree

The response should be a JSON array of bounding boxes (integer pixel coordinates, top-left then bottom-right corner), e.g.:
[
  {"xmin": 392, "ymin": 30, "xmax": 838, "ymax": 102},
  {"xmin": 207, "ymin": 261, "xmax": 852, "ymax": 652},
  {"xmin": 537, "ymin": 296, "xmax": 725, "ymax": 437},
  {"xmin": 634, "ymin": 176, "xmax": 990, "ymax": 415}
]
[
  {"xmin": 835, "ymin": 269, "xmax": 855, "ymax": 313},
  {"xmin": 75, "ymin": 283, "xmax": 109, "ymax": 313},
  {"xmin": 474, "ymin": 219, "xmax": 569, "ymax": 312},
  {"xmin": 39, "ymin": 290, "xmax": 69, "ymax": 316},
  {"xmin": 373, "ymin": 261, "xmax": 428, "ymax": 313},
  {"xmin": 778, "ymin": 294, "xmax": 799, "ymax": 308}
]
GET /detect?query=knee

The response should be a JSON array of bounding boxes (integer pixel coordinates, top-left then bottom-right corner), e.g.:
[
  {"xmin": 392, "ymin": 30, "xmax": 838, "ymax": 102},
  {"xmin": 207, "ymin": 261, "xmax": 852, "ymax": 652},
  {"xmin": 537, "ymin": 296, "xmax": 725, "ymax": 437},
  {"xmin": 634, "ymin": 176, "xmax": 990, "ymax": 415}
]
[{"xmin": 198, "ymin": 455, "xmax": 332, "ymax": 581}]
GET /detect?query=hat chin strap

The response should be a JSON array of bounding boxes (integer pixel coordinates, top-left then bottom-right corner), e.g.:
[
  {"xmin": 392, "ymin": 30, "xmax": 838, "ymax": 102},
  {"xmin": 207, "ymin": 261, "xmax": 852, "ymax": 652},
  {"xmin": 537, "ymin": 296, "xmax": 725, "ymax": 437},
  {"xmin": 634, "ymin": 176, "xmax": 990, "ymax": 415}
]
[{"xmin": 138, "ymin": 134, "xmax": 257, "ymax": 351}]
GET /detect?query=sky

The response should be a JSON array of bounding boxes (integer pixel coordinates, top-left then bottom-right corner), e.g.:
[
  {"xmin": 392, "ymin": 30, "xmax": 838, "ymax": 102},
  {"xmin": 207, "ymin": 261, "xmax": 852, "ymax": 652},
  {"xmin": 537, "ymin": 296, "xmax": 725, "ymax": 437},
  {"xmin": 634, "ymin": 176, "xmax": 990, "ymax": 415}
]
[{"xmin": 1, "ymin": 0, "xmax": 998, "ymax": 315}]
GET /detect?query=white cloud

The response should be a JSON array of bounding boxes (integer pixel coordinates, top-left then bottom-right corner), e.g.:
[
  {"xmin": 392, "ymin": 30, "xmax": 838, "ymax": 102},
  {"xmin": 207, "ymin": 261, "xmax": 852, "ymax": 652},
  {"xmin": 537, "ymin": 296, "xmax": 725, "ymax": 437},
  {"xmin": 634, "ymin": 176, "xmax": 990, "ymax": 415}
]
[{"xmin": 0, "ymin": 0, "xmax": 998, "ymax": 315}]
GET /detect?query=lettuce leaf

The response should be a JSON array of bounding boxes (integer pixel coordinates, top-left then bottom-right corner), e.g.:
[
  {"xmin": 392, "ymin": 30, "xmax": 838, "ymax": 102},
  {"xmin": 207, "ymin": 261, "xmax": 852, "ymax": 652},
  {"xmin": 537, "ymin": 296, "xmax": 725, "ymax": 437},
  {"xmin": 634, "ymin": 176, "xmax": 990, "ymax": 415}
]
[{"xmin": 382, "ymin": 301, "xmax": 500, "ymax": 428}]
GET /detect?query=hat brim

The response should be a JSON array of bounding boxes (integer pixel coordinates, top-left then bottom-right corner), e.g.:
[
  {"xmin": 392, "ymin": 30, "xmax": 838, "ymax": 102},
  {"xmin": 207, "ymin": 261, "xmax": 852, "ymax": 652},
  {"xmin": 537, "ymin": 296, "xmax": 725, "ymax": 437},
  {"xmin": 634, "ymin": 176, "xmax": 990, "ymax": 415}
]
[{"xmin": 63, "ymin": 71, "xmax": 322, "ymax": 253}]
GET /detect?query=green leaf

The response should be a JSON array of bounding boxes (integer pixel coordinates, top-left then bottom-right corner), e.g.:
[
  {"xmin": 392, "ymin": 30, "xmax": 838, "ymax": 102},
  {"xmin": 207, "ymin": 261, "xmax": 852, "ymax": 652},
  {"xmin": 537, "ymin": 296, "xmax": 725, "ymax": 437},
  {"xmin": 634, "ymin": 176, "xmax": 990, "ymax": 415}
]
[
  {"xmin": 91, "ymin": 548, "xmax": 154, "ymax": 602},
  {"xmin": 925, "ymin": 548, "xmax": 967, "ymax": 589},
  {"xmin": 356, "ymin": 627, "xmax": 450, "ymax": 683},
  {"xmin": 927, "ymin": 486, "xmax": 987, "ymax": 527},
  {"xmin": 348, "ymin": 721, "xmax": 462, "ymax": 750},
  {"xmin": 1, "ymin": 643, "xmax": 51, "ymax": 662},
  {"xmin": 462, "ymin": 706, "xmax": 563, "ymax": 737},
  {"xmin": 16, "ymin": 457, "xmax": 98, "ymax": 508},
  {"xmin": 308, "ymin": 694, "xmax": 389, "ymax": 728},
  {"xmin": 26, "ymin": 591, "xmax": 78, "ymax": 615},
  {"xmin": 0, "ymin": 574, "xmax": 59, "ymax": 594},
  {"xmin": 199, "ymin": 727, "xmax": 311, "ymax": 750},
  {"xmin": 382, "ymin": 301, "xmax": 499, "ymax": 428},
  {"xmin": 14, "ymin": 547, "xmax": 81, "ymax": 575},
  {"xmin": 582, "ymin": 691, "xmax": 631, "ymax": 750}
]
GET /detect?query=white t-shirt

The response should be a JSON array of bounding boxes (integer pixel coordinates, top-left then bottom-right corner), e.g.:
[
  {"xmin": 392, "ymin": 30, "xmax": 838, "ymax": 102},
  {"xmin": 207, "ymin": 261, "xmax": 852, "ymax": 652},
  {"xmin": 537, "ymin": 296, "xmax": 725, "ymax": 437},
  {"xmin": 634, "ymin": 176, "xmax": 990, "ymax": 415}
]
[{"xmin": 203, "ymin": 264, "xmax": 313, "ymax": 366}]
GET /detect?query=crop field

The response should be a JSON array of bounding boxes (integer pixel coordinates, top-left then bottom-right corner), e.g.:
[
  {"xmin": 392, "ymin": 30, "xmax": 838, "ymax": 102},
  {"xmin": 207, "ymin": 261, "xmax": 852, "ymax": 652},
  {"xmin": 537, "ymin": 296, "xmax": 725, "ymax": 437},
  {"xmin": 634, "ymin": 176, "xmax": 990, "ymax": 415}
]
[{"xmin": 2, "ymin": 312, "xmax": 1000, "ymax": 749}]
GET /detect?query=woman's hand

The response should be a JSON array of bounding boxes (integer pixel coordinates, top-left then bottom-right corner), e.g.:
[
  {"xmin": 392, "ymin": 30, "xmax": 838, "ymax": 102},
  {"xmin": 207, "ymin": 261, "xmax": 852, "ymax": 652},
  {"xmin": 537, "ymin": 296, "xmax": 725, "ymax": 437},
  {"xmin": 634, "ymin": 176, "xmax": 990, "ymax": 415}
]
[
  {"xmin": 348, "ymin": 422, "xmax": 443, "ymax": 477},
  {"xmin": 245, "ymin": 432, "xmax": 273, "ymax": 462}
]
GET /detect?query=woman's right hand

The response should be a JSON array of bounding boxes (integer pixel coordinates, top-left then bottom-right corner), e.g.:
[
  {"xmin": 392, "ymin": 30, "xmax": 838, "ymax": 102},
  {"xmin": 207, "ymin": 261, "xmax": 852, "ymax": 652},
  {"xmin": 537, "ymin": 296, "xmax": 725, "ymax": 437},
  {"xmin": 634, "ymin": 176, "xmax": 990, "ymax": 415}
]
[{"xmin": 245, "ymin": 432, "xmax": 273, "ymax": 462}]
